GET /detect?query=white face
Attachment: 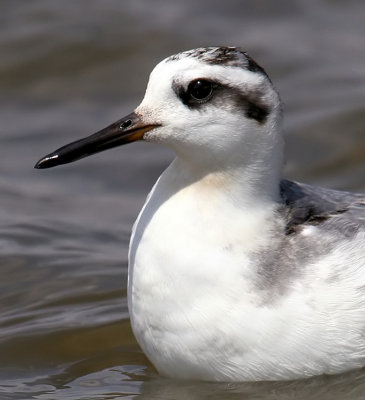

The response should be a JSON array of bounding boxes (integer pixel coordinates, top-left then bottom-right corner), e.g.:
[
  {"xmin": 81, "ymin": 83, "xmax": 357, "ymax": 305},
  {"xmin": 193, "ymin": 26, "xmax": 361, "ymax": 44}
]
[{"xmin": 136, "ymin": 54, "xmax": 281, "ymax": 169}]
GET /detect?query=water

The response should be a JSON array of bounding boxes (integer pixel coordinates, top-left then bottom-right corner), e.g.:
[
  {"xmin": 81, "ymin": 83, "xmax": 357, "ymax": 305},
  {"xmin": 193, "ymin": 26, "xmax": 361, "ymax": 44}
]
[{"xmin": 1, "ymin": 1, "xmax": 365, "ymax": 398}]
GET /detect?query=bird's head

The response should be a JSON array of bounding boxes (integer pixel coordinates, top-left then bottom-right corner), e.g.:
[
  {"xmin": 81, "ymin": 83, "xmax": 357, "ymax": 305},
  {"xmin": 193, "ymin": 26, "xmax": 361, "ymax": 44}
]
[{"xmin": 35, "ymin": 47, "xmax": 283, "ymax": 174}]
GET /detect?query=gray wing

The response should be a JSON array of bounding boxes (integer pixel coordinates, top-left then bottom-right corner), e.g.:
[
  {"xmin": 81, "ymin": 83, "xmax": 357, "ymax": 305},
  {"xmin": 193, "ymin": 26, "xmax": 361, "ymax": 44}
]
[{"xmin": 280, "ymin": 179, "xmax": 365, "ymax": 235}]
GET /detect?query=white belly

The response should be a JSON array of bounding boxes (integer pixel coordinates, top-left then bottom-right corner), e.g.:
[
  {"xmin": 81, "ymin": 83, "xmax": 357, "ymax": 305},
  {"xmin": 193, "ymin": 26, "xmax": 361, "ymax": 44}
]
[{"xmin": 127, "ymin": 169, "xmax": 365, "ymax": 381}]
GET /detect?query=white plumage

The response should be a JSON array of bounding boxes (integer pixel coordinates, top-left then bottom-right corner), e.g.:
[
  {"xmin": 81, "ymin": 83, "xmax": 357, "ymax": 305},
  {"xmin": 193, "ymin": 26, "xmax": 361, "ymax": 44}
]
[{"xmin": 36, "ymin": 47, "xmax": 365, "ymax": 382}]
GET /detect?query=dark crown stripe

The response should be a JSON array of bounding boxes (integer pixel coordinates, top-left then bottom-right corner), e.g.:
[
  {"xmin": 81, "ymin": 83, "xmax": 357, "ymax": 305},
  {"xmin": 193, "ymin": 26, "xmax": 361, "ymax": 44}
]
[{"xmin": 166, "ymin": 47, "xmax": 268, "ymax": 78}]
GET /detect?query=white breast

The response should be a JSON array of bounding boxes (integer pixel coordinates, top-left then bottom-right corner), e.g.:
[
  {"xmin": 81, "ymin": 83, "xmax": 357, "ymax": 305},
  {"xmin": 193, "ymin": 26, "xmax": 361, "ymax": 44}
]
[{"xmin": 127, "ymin": 162, "xmax": 365, "ymax": 381}]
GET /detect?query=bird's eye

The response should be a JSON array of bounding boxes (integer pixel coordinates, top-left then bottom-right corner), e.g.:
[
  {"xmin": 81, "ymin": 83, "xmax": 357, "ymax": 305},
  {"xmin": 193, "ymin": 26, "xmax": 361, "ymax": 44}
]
[{"xmin": 187, "ymin": 79, "xmax": 213, "ymax": 101}]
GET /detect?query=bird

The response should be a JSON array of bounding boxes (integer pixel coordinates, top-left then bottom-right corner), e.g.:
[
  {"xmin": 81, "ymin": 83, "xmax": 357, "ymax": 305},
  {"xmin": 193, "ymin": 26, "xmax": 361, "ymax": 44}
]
[{"xmin": 35, "ymin": 46, "xmax": 365, "ymax": 382}]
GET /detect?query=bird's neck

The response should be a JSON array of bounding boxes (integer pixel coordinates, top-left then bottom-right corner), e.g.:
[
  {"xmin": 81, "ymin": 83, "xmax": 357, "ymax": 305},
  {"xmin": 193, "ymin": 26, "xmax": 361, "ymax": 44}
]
[
  {"xmin": 165, "ymin": 119, "xmax": 284, "ymax": 207},
  {"xmin": 167, "ymin": 145, "xmax": 284, "ymax": 209}
]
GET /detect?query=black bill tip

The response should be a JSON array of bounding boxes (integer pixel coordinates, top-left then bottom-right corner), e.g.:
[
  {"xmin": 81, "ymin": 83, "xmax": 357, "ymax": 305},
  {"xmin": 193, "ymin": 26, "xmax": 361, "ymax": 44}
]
[
  {"xmin": 34, "ymin": 112, "xmax": 160, "ymax": 170},
  {"xmin": 34, "ymin": 154, "xmax": 60, "ymax": 169}
]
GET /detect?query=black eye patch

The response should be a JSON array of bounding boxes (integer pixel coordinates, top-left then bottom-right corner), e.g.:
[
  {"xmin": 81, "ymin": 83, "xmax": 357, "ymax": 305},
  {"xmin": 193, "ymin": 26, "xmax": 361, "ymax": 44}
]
[
  {"xmin": 223, "ymin": 88, "xmax": 271, "ymax": 124},
  {"xmin": 173, "ymin": 79, "xmax": 219, "ymax": 107},
  {"xmin": 241, "ymin": 95, "xmax": 270, "ymax": 124},
  {"xmin": 172, "ymin": 79, "xmax": 270, "ymax": 124}
]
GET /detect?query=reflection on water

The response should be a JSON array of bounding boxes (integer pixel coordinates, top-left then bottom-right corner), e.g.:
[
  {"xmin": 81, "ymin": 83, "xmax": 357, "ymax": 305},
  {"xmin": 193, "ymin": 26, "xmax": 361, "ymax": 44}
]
[{"xmin": 0, "ymin": 0, "xmax": 364, "ymax": 398}]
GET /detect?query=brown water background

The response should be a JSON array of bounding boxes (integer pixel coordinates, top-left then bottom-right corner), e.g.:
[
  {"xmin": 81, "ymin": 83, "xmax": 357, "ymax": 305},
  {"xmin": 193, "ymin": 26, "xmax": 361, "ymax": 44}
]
[{"xmin": 1, "ymin": 1, "xmax": 365, "ymax": 399}]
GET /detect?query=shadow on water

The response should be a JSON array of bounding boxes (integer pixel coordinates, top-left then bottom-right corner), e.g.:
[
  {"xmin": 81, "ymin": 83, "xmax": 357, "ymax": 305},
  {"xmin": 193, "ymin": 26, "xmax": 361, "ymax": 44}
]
[{"xmin": 4, "ymin": 364, "xmax": 365, "ymax": 400}]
